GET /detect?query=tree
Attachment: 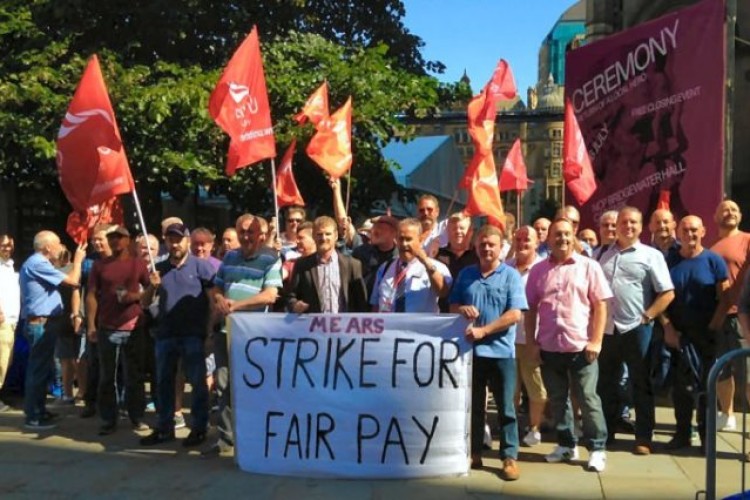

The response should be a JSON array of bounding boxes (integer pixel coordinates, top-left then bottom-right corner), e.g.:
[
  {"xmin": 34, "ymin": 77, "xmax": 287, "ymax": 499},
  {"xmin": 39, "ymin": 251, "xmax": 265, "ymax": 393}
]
[{"xmin": 0, "ymin": 1, "xmax": 455, "ymax": 226}]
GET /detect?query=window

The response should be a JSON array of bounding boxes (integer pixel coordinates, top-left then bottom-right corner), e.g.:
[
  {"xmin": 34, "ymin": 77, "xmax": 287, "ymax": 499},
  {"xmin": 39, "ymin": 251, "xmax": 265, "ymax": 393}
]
[
  {"xmin": 550, "ymin": 161, "xmax": 562, "ymax": 178},
  {"xmin": 552, "ymin": 128, "xmax": 562, "ymax": 139}
]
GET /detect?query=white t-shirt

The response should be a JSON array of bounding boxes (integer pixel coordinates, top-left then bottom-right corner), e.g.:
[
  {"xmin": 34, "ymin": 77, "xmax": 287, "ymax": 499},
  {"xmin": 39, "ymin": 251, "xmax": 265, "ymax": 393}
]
[{"xmin": 370, "ymin": 257, "xmax": 452, "ymax": 313}]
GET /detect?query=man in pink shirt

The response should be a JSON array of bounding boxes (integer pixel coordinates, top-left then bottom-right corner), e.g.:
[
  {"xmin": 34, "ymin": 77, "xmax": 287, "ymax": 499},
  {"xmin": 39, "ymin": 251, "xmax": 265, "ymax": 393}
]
[{"xmin": 525, "ymin": 218, "xmax": 613, "ymax": 472}]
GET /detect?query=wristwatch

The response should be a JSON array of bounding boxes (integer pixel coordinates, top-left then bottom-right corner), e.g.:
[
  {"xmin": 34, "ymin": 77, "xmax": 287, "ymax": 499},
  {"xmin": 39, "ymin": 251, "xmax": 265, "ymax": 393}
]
[{"xmin": 426, "ymin": 263, "xmax": 437, "ymax": 274}]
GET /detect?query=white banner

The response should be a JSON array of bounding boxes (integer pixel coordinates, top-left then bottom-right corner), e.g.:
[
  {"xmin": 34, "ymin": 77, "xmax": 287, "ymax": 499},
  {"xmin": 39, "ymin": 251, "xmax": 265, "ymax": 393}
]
[{"xmin": 229, "ymin": 313, "xmax": 472, "ymax": 478}]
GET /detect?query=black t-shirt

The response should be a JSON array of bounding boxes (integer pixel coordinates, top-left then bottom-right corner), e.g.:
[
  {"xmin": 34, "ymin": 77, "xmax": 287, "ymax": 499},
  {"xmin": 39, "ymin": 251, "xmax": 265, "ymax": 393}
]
[
  {"xmin": 436, "ymin": 246, "xmax": 479, "ymax": 313},
  {"xmin": 352, "ymin": 244, "xmax": 398, "ymax": 298}
]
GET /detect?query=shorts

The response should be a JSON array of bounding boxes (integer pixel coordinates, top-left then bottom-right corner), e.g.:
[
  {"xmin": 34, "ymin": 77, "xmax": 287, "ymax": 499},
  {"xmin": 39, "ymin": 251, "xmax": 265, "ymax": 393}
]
[
  {"xmin": 717, "ymin": 315, "xmax": 750, "ymax": 382},
  {"xmin": 515, "ymin": 343, "xmax": 547, "ymax": 402}
]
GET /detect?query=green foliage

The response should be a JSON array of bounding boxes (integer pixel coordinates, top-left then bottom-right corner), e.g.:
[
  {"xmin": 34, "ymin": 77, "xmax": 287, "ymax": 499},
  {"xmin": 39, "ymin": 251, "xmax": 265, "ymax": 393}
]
[{"xmin": 0, "ymin": 0, "xmax": 452, "ymax": 220}]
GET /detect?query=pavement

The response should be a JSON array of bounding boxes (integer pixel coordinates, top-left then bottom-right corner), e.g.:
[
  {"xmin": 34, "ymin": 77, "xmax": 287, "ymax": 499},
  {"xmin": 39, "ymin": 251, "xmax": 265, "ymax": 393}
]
[{"xmin": 0, "ymin": 401, "xmax": 748, "ymax": 500}]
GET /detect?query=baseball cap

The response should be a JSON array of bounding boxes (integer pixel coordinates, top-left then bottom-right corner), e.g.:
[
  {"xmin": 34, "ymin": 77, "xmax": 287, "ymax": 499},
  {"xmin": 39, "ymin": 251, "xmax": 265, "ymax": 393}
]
[{"xmin": 164, "ymin": 223, "xmax": 190, "ymax": 237}]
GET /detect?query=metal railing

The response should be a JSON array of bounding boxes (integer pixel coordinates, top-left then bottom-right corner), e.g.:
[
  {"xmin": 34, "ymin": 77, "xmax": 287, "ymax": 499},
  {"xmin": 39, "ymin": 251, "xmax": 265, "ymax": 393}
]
[{"xmin": 702, "ymin": 347, "xmax": 750, "ymax": 500}]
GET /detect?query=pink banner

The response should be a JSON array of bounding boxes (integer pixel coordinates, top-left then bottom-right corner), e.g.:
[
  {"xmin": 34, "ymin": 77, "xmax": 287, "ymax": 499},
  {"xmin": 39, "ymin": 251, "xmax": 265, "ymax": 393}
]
[{"xmin": 565, "ymin": 0, "xmax": 725, "ymax": 241}]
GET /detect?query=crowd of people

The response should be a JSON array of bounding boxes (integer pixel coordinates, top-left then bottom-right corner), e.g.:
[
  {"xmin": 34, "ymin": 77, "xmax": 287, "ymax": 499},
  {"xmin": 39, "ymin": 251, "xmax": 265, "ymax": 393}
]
[{"xmin": 0, "ymin": 185, "xmax": 748, "ymax": 481}]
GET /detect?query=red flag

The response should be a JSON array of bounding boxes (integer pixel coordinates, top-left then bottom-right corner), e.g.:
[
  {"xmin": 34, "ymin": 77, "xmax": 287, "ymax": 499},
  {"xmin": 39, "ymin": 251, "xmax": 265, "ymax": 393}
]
[
  {"xmin": 66, "ymin": 197, "xmax": 125, "ymax": 245},
  {"xmin": 500, "ymin": 138, "xmax": 533, "ymax": 191},
  {"xmin": 463, "ymin": 152, "xmax": 505, "ymax": 229},
  {"xmin": 486, "ymin": 59, "xmax": 518, "ymax": 103},
  {"xmin": 209, "ymin": 26, "xmax": 276, "ymax": 175},
  {"xmin": 275, "ymin": 140, "xmax": 305, "ymax": 208},
  {"xmin": 294, "ymin": 82, "xmax": 329, "ymax": 126},
  {"xmin": 306, "ymin": 96, "xmax": 352, "ymax": 179},
  {"xmin": 656, "ymin": 190, "xmax": 671, "ymax": 210},
  {"xmin": 56, "ymin": 55, "xmax": 134, "ymax": 214},
  {"xmin": 461, "ymin": 59, "xmax": 518, "ymax": 188},
  {"xmin": 563, "ymin": 99, "xmax": 597, "ymax": 205}
]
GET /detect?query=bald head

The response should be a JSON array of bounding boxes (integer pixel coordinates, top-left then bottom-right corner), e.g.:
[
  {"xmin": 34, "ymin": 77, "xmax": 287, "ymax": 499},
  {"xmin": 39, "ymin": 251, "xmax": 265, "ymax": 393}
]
[
  {"xmin": 649, "ymin": 209, "xmax": 676, "ymax": 241},
  {"xmin": 715, "ymin": 199, "xmax": 741, "ymax": 232},
  {"xmin": 678, "ymin": 215, "xmax": 706, "ymax": 255},
  {"xmin": 33, "ymin": 231, "xmax": 60, "ymax": 252},
  {"xmin": 555, "ymin": 206, "xmax": 581, "ymax": 232},
  {"xmin": 514, "ymin": 225, "xmax": 539, "ymax": 262},
  {"xmin": 33, "ymin": 230, "xmax": 63, "ymax": 259}
]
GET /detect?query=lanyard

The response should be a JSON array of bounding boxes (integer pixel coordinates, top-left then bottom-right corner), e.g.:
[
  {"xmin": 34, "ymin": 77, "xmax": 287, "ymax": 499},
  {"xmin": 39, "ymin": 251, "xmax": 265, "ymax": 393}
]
[{"xmin": 392, "ymin": 259, "xmax": 412, "ymax": 290}]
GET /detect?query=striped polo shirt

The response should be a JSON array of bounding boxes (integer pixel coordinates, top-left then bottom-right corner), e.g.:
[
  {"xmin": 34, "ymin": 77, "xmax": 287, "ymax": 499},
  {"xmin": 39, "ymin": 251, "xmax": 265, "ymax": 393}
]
[{"xmin": 215, "ymin": 247, "xmax": 283, "ymax": 310}]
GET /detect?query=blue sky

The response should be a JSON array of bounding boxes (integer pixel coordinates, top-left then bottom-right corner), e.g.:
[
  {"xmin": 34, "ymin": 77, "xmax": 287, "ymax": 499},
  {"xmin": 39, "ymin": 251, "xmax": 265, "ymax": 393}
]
[{"xmin": 402, "ymin": 0, "xmax": 580, "ymax": 95}]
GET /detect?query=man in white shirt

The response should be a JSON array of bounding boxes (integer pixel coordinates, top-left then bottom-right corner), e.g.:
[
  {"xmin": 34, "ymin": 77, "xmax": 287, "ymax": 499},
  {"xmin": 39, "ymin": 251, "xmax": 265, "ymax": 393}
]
[
  {"xmin": 371, "ymin": 218, "xmax": 451, "ymax": 313},
  {"xmin": 0, "ymin": 234, "xmax": 20, "ymax": 412}
]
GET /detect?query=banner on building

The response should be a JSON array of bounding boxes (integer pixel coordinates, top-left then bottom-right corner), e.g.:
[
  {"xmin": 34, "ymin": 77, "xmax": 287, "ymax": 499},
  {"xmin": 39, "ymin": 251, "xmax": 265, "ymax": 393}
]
[
  {"xmin": 230, "ymin": 313, "xmax": 472, "ymax": 478},
  {"xmin": 565, "ymin": 0, "xmax": 725, "ymax": 238}
]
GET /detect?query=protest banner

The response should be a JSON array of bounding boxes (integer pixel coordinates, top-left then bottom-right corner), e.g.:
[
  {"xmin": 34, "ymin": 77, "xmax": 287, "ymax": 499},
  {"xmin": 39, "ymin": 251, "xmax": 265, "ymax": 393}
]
[
  {"xmin": 565, "ymin": 0, "xmax": 725, "ymax": 241},
  {"xmin": 229, "ymin": 313, "xmax": 472, "ymax": 478}
]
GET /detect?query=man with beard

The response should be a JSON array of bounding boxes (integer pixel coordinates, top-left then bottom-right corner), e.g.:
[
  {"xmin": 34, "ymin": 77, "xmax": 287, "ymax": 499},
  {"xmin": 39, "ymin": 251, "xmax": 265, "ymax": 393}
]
[
  {"xmin": 417, "ymin": 194, "xmax": 448, "ymax": 257},
  {"xmin": 19, "ymin": 231, "xmax": 86, "ymax": 430},
  {"xmin": 285, "ymin": 216, "xmax": 368, "ymax": 314},
  {"xmin": 525, "ymin": 219, "xmax": 612, "ymax": 472},
  {"xmin": 450, "ymin": 225, "xmax": 526, "ymax": 481},
  {"xmin": 709, "ymin": 200, "xmax": 750, "ymax": 432},
  {"xmin": 87, "ymin": 226, "xmax": 151, "ymax": 435},
  {"xmin": 140, "ymin": 223, "xmax": 215, "ymax": 447}
]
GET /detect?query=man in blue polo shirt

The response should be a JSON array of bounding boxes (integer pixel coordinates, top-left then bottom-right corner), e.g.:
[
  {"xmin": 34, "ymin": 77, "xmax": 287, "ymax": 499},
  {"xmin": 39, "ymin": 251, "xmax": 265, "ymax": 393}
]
[
  {"xmin": 140, "ymin": 223, "xmax": 215, "ymax": 447},
  {"xmin": 450, "ymin": 224, "xmax": 527, "ymax": 481},
  {"xmin": 203, "ymin": 214, "xmax": 282, "ymax": 457},
  {"xmin": 19, "ymin": 231, "xmax": 86, "ymax": 430}
]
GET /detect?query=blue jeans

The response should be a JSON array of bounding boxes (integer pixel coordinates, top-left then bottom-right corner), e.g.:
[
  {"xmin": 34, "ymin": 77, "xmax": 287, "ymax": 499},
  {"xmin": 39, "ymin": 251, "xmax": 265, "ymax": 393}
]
[
  {"xmin": 472, "ymin": 356, "xmax": 519, "ymax": 459},
  {"xmin": 155, "ymin": 336, "xmax": 208, "ymax": 433},
  {"xmin": 23, "ymin": 317, "xmax": 65, "ymax": 421},
  {"xmin": 541, "ymin": 350, "xmax": 608, "ymax": 451},
  {"xmin": 598, "ymin": 323, "xmax": 654, "ymax": 440}
]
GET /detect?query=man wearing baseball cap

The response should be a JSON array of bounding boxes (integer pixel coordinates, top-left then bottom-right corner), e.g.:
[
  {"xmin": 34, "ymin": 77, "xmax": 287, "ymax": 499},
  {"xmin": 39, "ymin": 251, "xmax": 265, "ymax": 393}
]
[
  {"xmin": 86, "ymin": 225, "xmax": 151, "ymax": 436},
  {"xmin": 140, "ymin": 223, "xmax": 216, "ymax": 447}
]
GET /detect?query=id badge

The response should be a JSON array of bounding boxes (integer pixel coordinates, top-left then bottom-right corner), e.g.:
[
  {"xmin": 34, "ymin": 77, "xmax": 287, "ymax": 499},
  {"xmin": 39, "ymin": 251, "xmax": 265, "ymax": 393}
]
[{"xmin": 379, "ymin": 282, "xmax": 397, "ymax": 313}]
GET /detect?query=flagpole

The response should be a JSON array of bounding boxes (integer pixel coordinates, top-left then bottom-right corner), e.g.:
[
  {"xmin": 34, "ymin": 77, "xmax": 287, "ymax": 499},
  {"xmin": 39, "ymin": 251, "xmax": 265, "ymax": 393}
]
[
  {"xmin": 516, "ymin": 190, "xmax": 521, "ymax": 226},
  {"xmin": 270, "ymin": 159, "xmax": 280, "ymax": 242},
  {"xmin": 445, "ymin": 188, "xmax": 460, "ymax": 217},
  {"xmin": 344, "ymin": 172, "xmax": 352, "ymax": 217},
  {"xmin": 131, "ymin": 189, "xmax": 156, "ymax": 273}
]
